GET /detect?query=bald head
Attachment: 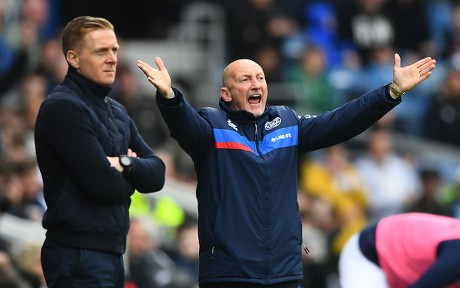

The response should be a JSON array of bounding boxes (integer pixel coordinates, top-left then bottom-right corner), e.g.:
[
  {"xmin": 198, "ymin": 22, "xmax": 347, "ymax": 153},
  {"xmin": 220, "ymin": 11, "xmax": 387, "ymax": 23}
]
[
  {"xmin": 222, "ymin": 59, "xmax": 263, "ymax": 87},
  {"xmin": 220, "ymin": 59, "xmax": 268, "ymax": 117}
]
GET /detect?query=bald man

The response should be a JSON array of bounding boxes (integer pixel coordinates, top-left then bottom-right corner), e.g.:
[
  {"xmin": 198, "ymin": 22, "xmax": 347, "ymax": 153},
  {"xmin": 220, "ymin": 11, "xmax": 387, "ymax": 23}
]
[{"xmin": 137, "ymin": 55, "xmax": 436, "ymax": 288}]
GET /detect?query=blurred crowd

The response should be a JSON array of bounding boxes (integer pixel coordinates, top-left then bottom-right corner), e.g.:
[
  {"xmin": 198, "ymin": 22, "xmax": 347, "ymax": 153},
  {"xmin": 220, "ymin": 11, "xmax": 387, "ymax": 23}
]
[{"xmin": 2, "ymin": 0, "xmax": 460, "ymax": 287}]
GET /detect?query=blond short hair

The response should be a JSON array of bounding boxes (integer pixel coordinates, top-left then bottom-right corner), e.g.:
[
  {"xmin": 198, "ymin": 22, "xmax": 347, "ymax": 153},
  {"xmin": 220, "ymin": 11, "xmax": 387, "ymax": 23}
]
[{"xmin": 61, "ymin": 16, "xmax": 114, "ymax": 55}]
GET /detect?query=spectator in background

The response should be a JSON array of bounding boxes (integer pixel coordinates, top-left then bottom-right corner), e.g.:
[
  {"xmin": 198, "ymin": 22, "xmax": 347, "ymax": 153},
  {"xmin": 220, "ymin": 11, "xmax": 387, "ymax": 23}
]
[
  {"xmin": 223, "ymin": 0, "xmax": 300, "ymax": 61},
  {"xmin": 299, "ymin": 144, "xmax": 368, "ymax": 261},
  {"xmin": 0, "ymin": 190, "xmax": 31, "ymax": 288},
  {"xmin": 253, "ymin": 45, "xmax": 284, "ymax": 83},
  {"xmin": 14, "ymin": 242, "xmax": 46, "ymax": 288},
  {"xmin": 359, "ymin": 46, "xmax": 395, "ymax": 93},
  {"xmin": 359, "ymin": 45, "xmax": 433, "ymax": 135},
  {"xmin": 58, "ymin": 0, "xmax": 186, "ymax": 40},
  {"xmin": 18, "ymin": 72, "xmax": 48, "ymax": 158},
  {"xmin": 355, "ymin": 125, "xmax": 421, "ymax": 223},
  {"xmin": 127, "ymin": 216, "xmax": 197, "ymax": 288},
  {"xmin": 37, "ymin": 37, "xmax": 68, "ymax": 93},
  {"xmin": 0, "ymin": 4, "xmax": 16, "ymax": 93},
  {"xmin": 13, "ymin": 159, "xmax": 45, "ymax": 222},
  {"xmin": 423, "ymin": 68, "xmax": 460, "ymax": 147},
  {"xmin": 405, "ymin": 168, "xmax": 454, "ymax": 216},
  {"xmin": 335, "ymin": 0, "xmax": 394, "ymax": 65},
  {"xmin": 446, "ymin": 4, "xmax": 460, "ymax": 69},
  {"xmin": 382, "ymin": 0, "xmax": 432, "ymax": 59},
  {"xmin": 0, "ymin": 164, "xmax": 28, "ymax": 219},
  {"xmin": 424, "ymin": 0, "xmax": 453, "ymax": 61},
  {"xmin": 439, "ymin": 165, "xmax": 460, "ymax": 219},
  {"xmin": 0, "ymin": 108, "xmax": 30, "ymax": 163},
  {"xmin": 298, "ymin": 1, "xmax": 341, "ymax": 68},
  {"xmin": 0, "ymin": 71, "xmax": 46, "ymax": 166},
  {"xmin": 297, "ymin": 192, "xmax": 330, "ymax": 288},
  {"xmin": 19, "ymin": 72, "xmax": 47, "ymax": 130},
  {"xmin": 285, "ymin": 44, "xmax": 339, "ymax": 114},
  {"xmin": 1, "ymin": 0, "xmax": 51, "ymax": 97},
  {"xmin": 0, "ymin": 158, "xmax": 44, "ymax": 222},
  {"xmin": 0, "ymin": 250, "xmax": 31, "ymax": 288},
  {"xmin": 166, "ymin": 217, "xmax": 200, "ymax": 282},
  {"xmin": 111, "ymin": 63, "xmax": 170, "ymax": 150}
]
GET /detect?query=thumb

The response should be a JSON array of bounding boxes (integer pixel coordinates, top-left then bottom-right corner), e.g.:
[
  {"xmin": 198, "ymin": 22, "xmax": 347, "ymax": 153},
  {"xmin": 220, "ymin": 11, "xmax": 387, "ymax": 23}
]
[
  {"xmin": 155, "ymin": 57, "xmax": 167, "ymax": 72},
  {"xmin": 394, "ymin": 53, "xmax": 401, "ymax": 69}
]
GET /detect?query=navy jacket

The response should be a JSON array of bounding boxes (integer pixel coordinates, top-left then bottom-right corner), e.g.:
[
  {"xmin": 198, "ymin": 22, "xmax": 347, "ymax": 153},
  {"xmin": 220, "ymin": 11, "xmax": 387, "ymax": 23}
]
[
  {"xmin": 157, "ymin": 85, "xmax": 399, "ymax": 285},
  {"xmin": 34, "ymin": 68, "xmax": 165, "ymax": 255}
]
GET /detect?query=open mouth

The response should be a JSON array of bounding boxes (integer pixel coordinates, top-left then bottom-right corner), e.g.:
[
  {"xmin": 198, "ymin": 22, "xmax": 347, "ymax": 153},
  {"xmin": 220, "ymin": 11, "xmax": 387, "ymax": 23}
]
[{"xmin": 248, "ymin": 94, "xmax": 261, "ymax": 105}]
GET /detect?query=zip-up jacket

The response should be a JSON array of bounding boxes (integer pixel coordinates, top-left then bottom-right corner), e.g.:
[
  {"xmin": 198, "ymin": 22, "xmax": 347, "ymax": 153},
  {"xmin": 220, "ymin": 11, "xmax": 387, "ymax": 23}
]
[
  {"xmin": 157, "ymin": 85, "xmax": 400, "ymax": 285},
  {"xmin": 34, "ymin": 67, "xmax": 165, "ymax": 255}
]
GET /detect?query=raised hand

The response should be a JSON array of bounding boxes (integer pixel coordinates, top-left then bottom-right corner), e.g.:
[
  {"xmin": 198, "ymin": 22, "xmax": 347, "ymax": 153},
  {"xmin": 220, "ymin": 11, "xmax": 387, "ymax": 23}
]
[
  {"xmin": 392, "ymin": 53, "xmax": 436, "ymax": 95},
  {"xmin": 137, "ymin": 57, "xmax": 174, "ymax": 99}
]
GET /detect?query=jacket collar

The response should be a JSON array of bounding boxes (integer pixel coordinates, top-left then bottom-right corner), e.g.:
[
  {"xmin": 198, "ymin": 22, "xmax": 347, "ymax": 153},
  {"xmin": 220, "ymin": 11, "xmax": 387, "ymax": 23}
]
[{"xmin": 64, "ymin": 66, "xmax": 112, "ymax": 99}]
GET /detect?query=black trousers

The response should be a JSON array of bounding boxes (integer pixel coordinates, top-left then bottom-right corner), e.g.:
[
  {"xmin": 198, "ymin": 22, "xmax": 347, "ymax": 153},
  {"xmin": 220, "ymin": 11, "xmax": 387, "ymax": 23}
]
[
  {"xmin": 41, "ymin": 239, "xmax": 125, "ymax": 288},
  {"xmin": 200, "ymin": 280, "xmax": 299, "ymax": 288}
]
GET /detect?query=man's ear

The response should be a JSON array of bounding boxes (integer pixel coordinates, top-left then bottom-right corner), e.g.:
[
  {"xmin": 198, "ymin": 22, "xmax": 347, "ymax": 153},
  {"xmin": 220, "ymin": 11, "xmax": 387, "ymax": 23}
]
[
  {"xmin": 220, "ymin": 87, "xmax": 231, "ymax": 102},
  {"xmin": 66, "ymin": 50, "xmax": 79, "ymax": 69}
]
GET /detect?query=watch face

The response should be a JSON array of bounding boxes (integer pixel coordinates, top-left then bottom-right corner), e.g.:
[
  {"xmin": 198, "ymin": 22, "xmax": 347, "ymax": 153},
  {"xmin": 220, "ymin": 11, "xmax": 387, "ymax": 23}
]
[{"xmin": 121, "ymin": 156, "xmax": 131, "ymax": 166}]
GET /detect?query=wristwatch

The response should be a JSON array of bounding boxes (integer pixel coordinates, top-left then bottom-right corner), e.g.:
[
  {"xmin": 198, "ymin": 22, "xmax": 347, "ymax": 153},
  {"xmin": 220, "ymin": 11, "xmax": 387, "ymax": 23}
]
[
  {"xmin": 119, "ymin": 155, "xmax": 132, "ymax": 174},
  {"xmin": 389, "ymin": 82, "xmax": 405, "ymax": 98}
]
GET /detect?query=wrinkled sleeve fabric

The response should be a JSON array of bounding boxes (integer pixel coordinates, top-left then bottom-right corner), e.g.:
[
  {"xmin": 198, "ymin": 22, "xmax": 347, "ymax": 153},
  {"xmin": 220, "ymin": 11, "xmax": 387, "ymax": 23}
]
[
  {"xmin": 297, "ymin": 85, "xmax": 400, "ymax": 153},
  {"xmin": 123, "ymin": 117, "xmax": 165, "ymax": 193},
  {"xmin": 156, "ymin": 88, "xmax": 214, "ymax": 160}
]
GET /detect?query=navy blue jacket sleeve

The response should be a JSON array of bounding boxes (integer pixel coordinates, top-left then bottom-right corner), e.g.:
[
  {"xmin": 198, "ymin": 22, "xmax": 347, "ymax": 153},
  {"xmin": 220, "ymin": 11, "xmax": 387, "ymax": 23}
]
[
  {"xmin": 156, "ymin": 88, "xmax": 214, "ymax": 160},
  {"xmin": 124, "ymin": 117, "xmax": 165, "ymax": 193},
  {"xmin": 297, "ymin": 85, "xmax": 400, "ymax": 153}
]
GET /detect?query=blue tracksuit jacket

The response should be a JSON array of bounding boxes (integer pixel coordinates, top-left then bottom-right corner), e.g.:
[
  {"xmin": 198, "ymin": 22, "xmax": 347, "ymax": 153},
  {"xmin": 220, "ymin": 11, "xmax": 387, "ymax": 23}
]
[{"xmin": 157, "ymin": 85, "xmax": 400, "ymax": 285}]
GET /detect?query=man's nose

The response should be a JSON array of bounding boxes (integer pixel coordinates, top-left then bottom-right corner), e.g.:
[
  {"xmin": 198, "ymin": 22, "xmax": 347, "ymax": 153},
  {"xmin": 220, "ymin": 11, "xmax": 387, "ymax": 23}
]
[
  {"xmin": 250, "ymin": 78, "xmax": 261, "ymax": 88},
  {"xmin": 107, "ymin": 51, "xmax": 117, "ymax": 63}
]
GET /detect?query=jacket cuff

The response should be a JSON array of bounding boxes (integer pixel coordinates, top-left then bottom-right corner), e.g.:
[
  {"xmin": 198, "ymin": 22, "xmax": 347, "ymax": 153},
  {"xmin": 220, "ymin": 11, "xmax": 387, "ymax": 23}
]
[
  {"xmin": 157, "ymin": 87, "xmax": 182, "ymax": 107},
  {"xmin": 384, "ymin": 84, "xmax": 402, "ymax": 103}
]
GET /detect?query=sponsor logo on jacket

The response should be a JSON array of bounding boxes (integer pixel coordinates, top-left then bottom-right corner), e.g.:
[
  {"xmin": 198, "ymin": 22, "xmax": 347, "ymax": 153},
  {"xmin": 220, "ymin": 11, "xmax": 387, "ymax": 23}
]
[
  {"xmin": 265, "ymin": 117, "xmax": 281, "ymax": 130},
  {"xmin": 271, "ymin": 132, "xmax": 292, "ymax": 142},
  {"xmin": 227, "ymin": 119, "xmax": 238, "ymax": 131}
]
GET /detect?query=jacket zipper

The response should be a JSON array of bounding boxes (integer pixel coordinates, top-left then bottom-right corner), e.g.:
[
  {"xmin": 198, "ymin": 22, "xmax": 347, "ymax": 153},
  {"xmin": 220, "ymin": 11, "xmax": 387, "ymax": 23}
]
[
  {"xmin": 104, "ymin": 96, "xmax": 123, "ymax": 155},
  {"xmin": 255, "ymin": 120, "xmax": 270, "ymax": 279},
  {"xmin": 254, "ymin": 121, "xmax": 263, "ymax": 156},
  {"xmin": 104, "ymin": 96, "xmax": 128, "ymax": 254},
  {"xmin": 211, "ymin": 246, "xmax": 215, "ymax": 260}
]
